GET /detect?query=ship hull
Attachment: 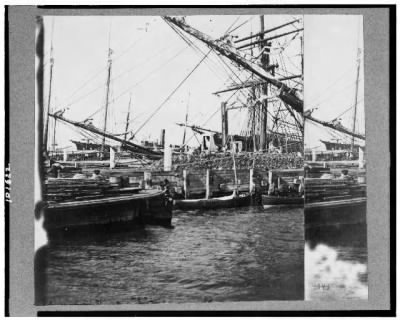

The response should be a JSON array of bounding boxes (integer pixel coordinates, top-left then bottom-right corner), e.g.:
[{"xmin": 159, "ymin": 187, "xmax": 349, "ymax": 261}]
[
  {"xmin": 43, "ymin": 190, "xmax": 173, "ymax": 238},
  {"xmin": 262, "ymin": 195, "xmax": 304, "ymax": 209},
  {"xmin": 305, "ymin": 197, "xmax": 366, "ymax": 227}
]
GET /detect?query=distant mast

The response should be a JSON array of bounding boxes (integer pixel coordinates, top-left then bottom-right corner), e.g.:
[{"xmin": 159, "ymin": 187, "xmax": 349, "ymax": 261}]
[
  {"xmin": 52, "ymin": 98, "xmax": 57, "ymax": 152},
  {"xmin": 123, "ymin": 94, "xmax": 132, "ymax": 144},
  {"xmin": 43, "ymin": 20, "xmax": 55, "ymax": 155},
  {"xmin": 101, "ymin": 47, "xmax": 113, "ymax": 156},
  {"xmin": 351, "ymin": 47, "xmax": 361, "ymax": 154}
]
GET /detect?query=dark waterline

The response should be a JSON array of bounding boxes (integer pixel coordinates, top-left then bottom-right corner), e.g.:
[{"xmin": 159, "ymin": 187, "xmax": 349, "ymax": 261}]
[{"xmin": 44, "ymin": 206, "xmax": 304, "ymax": 305}]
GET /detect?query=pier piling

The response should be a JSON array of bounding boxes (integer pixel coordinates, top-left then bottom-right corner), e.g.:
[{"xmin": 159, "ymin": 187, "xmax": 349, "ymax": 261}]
[
  {"xmin": 183, "ymin": 169, "xmax": 188, "ymax": 199},
  {"xmin": 205, "ymin": 169, "xmax": 210, "ymax": 199},
  {"xmin": 249, "ymin": 168, "xmax": 254, "ymax": 193},
  {"xmin": 144, "ymin": 171, "xmax": 152, "ymax": 189},
  {"xmin": 359, "ymin": 146, "xmax": 365, "ymax": 169}
]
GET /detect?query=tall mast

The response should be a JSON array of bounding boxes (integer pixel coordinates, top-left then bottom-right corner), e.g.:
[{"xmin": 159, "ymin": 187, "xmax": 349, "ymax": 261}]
[
  {"xmin": 300, "ymin": 32, "xmax": 304, "ymax": 150},
  {"xmin": 43, "ymin": 20, "xmax": 55, "ymax": 154},
  {"xmin": 259, "ymin": 15, "xmax": 269, "ymax": 151},
  {"xmin": 101, "ymin": 47, "xmax": 113, "ymax": 155},
  {"xmin": 249, "ymin": 32, "xmax": 257, "ymax": 152},
  {"xmin": 351, "ymin": 47, "xmax": 361, "ymax": 154},
  {"xmin": 52, "ymin": 98, "xmax": 57, "ymax": 152},
  {"xmin": 123, "ymin": 94, "xmax": 132, "ymax": 143}
]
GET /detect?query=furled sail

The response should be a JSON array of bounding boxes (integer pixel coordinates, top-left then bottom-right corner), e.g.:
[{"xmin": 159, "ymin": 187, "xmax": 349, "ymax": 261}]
[
  {"xmin": 305, "ymin": 114, "xmax": 365, "ymax": 140},
  {"xmin": 49, "ymin": 113, "xmax": 163, "ymax": 159}
]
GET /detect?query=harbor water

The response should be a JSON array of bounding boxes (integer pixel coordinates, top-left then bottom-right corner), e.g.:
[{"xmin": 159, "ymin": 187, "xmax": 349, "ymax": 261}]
[{"xmin": 43, "ymin": 206, "xmax": 304, "ymax": 305}]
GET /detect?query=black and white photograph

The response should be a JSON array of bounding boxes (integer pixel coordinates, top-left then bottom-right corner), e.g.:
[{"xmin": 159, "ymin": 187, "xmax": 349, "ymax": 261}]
[
  {"xmin": 4, "ymin": 4, "xmax": 393, "ymax": 315},
  {"xmin": 35, "ymin": 14, "xmax": 305, "ymax": 305}
]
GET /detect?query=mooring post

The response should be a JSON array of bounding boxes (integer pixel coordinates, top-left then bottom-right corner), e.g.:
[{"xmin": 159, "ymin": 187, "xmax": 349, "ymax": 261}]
[
  {"xmin": 144, "ymin": 171, "xmax": 152, "ymax": 190},
  {"xmin": 205, "ymin": 169, "xmax": 210, "ymax": 199},
  {"xmin": 160, "ymin": 129, "xmax": 165, "ymax": 148},
  {"xmin": 268, "ymin": 170, "xmax": 273, "ymax": 186},
  {"xmin": 164, "ymin": 143, "xmax": 172, "ymax": 171},
  {"xmin": 358, "ymin": 146, "xmax": 364, "ymax": 169},
  {"xmin": 312, "ymin": 150, "xmax": 317, "ymax": 162},
  {"xmin": 183, "ymin": 169, "xmax": 188, "ymax": 199},
  {"xmin": 249, "ymin": 168, "xmax": 254, "ymax": 193},
  {"xmin": 110, "ymin": 147, "xmax": 116, "ymax": 169}
]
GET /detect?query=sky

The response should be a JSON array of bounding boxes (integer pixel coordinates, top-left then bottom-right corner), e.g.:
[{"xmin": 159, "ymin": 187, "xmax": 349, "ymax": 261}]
[
  {"xmin": 42, "ymin": 14, "xmax": 302, "ymax": 150},
  {"xmin": 41, "ymin": 14, "xmax": 363, "ymax": 151},
  {"xmin": 304, "ymin": 15, "xmax": 364, "ymax": 150}
]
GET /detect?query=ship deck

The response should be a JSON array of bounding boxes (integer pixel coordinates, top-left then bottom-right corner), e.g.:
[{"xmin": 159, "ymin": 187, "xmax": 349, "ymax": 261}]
[
  {"xmin": 305, "ymin": 197, "xmax": 366, "ymax": 209},
  {"xmin": 47, "ymin": 189, "xmax": 164, "ymax": 210}
]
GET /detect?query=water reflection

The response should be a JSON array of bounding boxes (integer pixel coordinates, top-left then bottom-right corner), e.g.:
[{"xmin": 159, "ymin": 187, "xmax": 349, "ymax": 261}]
[{"xmin": 305, "ymin": 224, "xmax": 368, "ymax": 300}]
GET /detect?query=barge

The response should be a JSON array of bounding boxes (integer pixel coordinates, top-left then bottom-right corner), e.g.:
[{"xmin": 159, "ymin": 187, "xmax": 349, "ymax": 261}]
[
  {"xmin": 305, "ymin": 197, "xmax": 366, "ymax": 227},
  {"xmin": 43, "ymin": 180, "xmax": 173, "ymax": 238}
]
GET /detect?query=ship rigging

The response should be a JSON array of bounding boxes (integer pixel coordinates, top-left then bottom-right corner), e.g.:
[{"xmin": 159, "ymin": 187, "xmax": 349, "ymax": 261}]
[{"xmin": 44, "ymin": 16, "xmax": 310, "ymax": 163}]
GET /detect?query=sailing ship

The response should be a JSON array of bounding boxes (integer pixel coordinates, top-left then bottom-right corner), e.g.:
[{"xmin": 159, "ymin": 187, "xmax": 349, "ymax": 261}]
[
  {"xmin": 46, "ymin": 15, "xmax": 305, "ymax": 166},
  {"xmin": 164, "ymin": 15, "xmax": 304, "ymax": 156},
  {"xmin": 42, "ymin": 15, "xmax": 309, "ymax": 214},
  {"xmin": 44, "ymin": 40, "xmax": 164, "ymax": 165},
  {"xmin": 161, "ymin": 15, "xmax": 306, "ymax": 207},
  {"xmin": 41, "ymin": 28, "xmax": 173, "ymax": 237}
]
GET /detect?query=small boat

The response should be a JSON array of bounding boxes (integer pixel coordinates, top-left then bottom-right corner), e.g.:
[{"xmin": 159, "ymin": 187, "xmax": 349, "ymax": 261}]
[
  {"xmin": 44, "ymin": 188, "xmax": 173, "ymax": 237},
  {"xmin": 173, "ymin": 192, "xmax": 251, "ymax": 210},
  {"xmin": 219, "ymin": 183, "xmax": 249, "ymax": 193},
  {"xmin": 173, "ymin": 129, "xmax": 252, "ymax": 211},
  {"xmin": 262, "ymin": 194, "xmax": 304, "ymax": 209}
]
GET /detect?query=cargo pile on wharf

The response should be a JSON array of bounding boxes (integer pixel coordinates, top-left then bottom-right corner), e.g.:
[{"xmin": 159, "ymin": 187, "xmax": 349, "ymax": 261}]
[
  {"xmin": 305, "ymin": 163, "xmax": 366, "ymax": 180},
  {"xmin": 150, "ymin": 152, "xmax": 304, "ymax": 171},
  {"xmin": 44, "ymin": 178, "xmax": 118, "ymax": 202},
  {"xmin": 305, "ymin": 178, "xmax": 366, "ymax": 203},
  {"xmin": 57, "ymin": 167, "xmax": 84, "ymax": 178}
]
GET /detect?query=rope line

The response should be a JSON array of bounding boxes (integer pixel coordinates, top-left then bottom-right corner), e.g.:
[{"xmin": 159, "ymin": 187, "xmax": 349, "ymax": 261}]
[{"xmin": 132, "ymin": 49, "xmax": 213, "ymax": 137}]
